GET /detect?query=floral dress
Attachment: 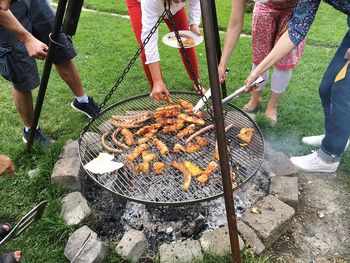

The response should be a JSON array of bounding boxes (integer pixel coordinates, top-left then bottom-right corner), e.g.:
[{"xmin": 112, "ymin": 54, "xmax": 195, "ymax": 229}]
[{"xmin": 252, "ymin": 0, "xmax": 306, "ymax": 69}]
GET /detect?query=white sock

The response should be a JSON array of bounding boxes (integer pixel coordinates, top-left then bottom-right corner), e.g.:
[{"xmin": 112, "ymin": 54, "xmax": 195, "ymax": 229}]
[
  {"xmin": 24, "ymin": 125, "xmax": 39, "ymax": 132},
  {"xmin": 75, "ymin": 95, "xmax": 88, "ymax": 103},
  {"xmin": 271, "ymin": 68, "xmax": 292, "ymax": 93},
  {"xmin": 252, "ymin": 64, "xmax": 269, "ymax": 91}
]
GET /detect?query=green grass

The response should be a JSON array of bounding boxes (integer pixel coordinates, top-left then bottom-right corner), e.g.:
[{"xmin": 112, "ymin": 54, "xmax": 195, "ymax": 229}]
[
  {"xmin": 76, "ymin": 0, "xmax": 347, "ymax": 48},
  {"xmin": 0, "ymin": 2, "xmax": 349, "ymax": 263}
]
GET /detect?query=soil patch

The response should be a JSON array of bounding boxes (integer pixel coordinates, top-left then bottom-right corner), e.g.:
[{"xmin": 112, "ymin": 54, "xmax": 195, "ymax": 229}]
[{"xmin": 268, "ymin": 172, "xmax": 350, "ymax": 262}]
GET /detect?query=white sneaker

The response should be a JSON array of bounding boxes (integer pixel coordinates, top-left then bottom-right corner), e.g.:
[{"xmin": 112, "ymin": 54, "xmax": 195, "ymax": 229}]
[
  {"xmin": 290, "ymin": 151, "xmax": 339, "ymax": 173},
  {"xmin": 301, "ymin": 134, "xmax": 325, "ymax": 147},
  {"xmin": 302, "ymin": 134, "xmax": 350, "ymax": 150}
]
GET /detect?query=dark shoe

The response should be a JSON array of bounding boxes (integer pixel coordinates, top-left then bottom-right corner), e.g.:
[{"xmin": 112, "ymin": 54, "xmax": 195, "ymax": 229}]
[
  {"xmin": 70, "ymin": 96, "xmax": 100, "ymax": 119},
  {"xmin": 22, "ymin": 128, "xmax": 53, "ymax": 147},
  {"xmin": 0, "ymin": 223, "xmax": 10, "ymax": 241}
]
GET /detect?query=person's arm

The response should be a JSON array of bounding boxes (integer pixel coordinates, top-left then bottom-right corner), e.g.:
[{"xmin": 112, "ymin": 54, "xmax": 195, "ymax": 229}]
[
  {"xmin": 141, "ymin": 0, "xmax": 169, "ymax": 101},
  {"xmin": 0, "ymin": 10, "xmax": 48, "ymax": 58},
  {"xmin": 0, "ymin": 155, "xmax": 15, "ymax": 177},
  {"xmin": 218, "ymin": 0, "xmax": 245, "ymax": 83},
  {"xmin": 245, "ymin": 0, "xmax": 321, "ymax": 88},
  {"xmin": 188, "ymin": 0, "xmax": 201, "ymax": 35}
]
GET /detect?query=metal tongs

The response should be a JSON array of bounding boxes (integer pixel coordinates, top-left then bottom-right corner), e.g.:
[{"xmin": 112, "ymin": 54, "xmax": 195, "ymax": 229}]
[
  {"xmin": 193, "ymin": 76, "xmax": 265, "ymax": 113},
  {"xmin": 0, "ymin": 201, "xmax": 47, "ymax": 246}
]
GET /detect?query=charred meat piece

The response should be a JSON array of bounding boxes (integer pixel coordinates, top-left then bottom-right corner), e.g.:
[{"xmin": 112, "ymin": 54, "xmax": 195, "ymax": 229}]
[
  {"xmin": 111, "ymin": 128, "xmax": 129, "ymax": 150},
  {"xmin": 142, "ymin": 151, "xmax": 157, "ymax": 163},
  {"xmin": 152, "ymin": 138, "xmax": 169, "ymax": 155},
  {"xmin": 163, "ymin": 119, "xmax": 185, "ymax": 133},
  {"xmin": 178, "ymin": 113, "xmax": 205, "ymax": 126},
  {"xmin": 185, "ymin": 143, "xmax": 201, "ymax": 153},
  {"xmin": 132, "ymin": 162, "xmax": 150, "ymax": 173},
  {"xmin": 138, "ymin": 129, "xmax": 158, "ymax": 144},
  {"xmin": 173, "ymin": 143, "xmax": 186, "ymax": 153},
  {"xmin": 177, "ymin": 99, "xmax": 193, "ymax": 112},
  {"xmin": 135, "ymin": 123, "xmax": 161, "ymax": 136},
  {"xmin": 194, "ymin": 136, "xmax": 209, "ymax": 147},
  {"xmin": 110, "ymin": 112, "xmax": 152, "ymax": 128},
  {"xmin": 125, "ymin": 144, "xmax": 148, "ymax": 163},
  {"xmin": 155, "ymin": 118, "xmax": 177, "ymax": 125},
  {"xmin": 154, "ymin": 162, "xmax": 167, "ymax": 175},
  {"xmin": 198, "ymin": 161, "xmax": 218, "ymax": 185},
  {"xmin": 177, "ymin": 124, "xmax": 196, "ymax": 139},
  {"xmin": 237, "ymin": 127, "xmax": 254, "ymax": 143},
  {"xmin": 172, "ymin": 160, "xmax": 192, "ymax": 190},
  {"xmin": 184, "ymin": 161, "xmax": 202, "ymax": 177},
  {"xmin": 154, "ymin": 105, "xmax": 181, "ymax": 118},
  {"xmin": 120, "ymin": 128, "xmax": 135, "ymax": 146}
]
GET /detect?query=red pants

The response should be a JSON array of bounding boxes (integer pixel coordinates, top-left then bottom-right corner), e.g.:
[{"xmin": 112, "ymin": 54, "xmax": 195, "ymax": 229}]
[{"xmin": 126, "ymin": 0, "xmax": 199, "ymax": 87}]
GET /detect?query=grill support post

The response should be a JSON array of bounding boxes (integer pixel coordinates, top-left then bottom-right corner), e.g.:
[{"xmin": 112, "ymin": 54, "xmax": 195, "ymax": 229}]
[{"xmin": 199, "ymin": 1, "xmax": 242, "ymax": 262}]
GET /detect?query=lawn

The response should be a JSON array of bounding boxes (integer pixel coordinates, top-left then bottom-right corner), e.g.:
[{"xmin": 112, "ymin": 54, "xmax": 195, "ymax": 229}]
[{"xmin": 0, "ymin": 1, "xmax": 349, "ymax": 263}]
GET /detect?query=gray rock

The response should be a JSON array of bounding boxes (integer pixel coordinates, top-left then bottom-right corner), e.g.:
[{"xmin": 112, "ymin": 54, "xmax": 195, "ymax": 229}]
[
  {"xmin": 237, "ymin": 220, "xmax": 265, "ymax": 255},
  {"xmin": 159, "ymin": 240, "xmax": 203, "ymax": 263},
  {"xmin": 64, "ymin": 226, "xmax": 109, "ymax": 263},
  {"xmin": 115, "ymin": 229, "xmax": 148, "ymax": 263},
  {"xmin": 51, "ymin": 156, "xmax": 81, "ymax": 191},
  {"xmin": 270, "ymin": 176, "xmax": 299, "ymax": 209},
  {"xmin": 264, "ymin": 142, "xmax": 298, "ymax": 177},
  {"xmin": 199, "ymin": 226, "xmax": 244, "ymax": 256},
  {"xmin": 61, "ymin": 192, "xmax": 92, "ymax": 225},
  {"xmin": 59, "ymin": 140, "xmax": 79, "ymax": 159},
  {"xmin": 80, "ymin": 132, "xmax": 103, "ymax": 156},
  {"xmin": 28, "ymin": 168, "xmax": 39, "ymax": 179},
  {"xmin": 242, "ymin": 195, "xmax": 295, "ymax": 247}
]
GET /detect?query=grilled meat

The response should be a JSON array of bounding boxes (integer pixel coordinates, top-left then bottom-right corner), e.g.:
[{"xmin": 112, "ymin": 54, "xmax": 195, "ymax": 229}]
[
  {"xmin": 172, "ymin": 160, "xmax": 192, "ymax": 190},
  {"xmin": 125, "ymin": 144, "xmax": 148, "ymax": 163},
  {"xmin": 120, "ymin": 128, "xmax": 135, "ymax": 146},
  {"xmin": 177, "ymin": 124, "xmax": 196, "ymax": 139},
  {"xmin": 184, "ymin": 161, "xmax": 202, "ymax": 177},
  {"xmin": 198, "ymin": 161, "xmax": 218, "ymax": 185},
  {"xmin": 142, "ymin": 151, "xmax": 157, "ymax": 163},
  {"xmin": 237, "ymin": 127, "xmax": 254, "ymax": 143},
  {"xmin": 178, "ymin": 113, "xmax": 205, "ymax": 126},
  {"xmin": 132, "ymin": 162, "xmax": 150, "ymax": 173},
  {"xmin": 154, "ymin": 162, "xmax": 167, "ymax": 175},
  {"xmin": 152, "ymin": 138, "xmax": 169, "ymax": 155},
  {"xmin": 173, "ymin": 143, "xmax": 186, "ymax": 153}
]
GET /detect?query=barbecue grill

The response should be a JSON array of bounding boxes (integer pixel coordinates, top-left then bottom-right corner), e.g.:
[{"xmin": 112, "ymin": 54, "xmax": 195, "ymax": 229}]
[{"xmin": 79, "ymin": 91, "xmax": 264, "ymax": 206}]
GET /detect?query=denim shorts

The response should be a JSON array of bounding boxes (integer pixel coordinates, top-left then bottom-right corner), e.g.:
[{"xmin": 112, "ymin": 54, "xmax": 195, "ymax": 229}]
[{"xmin": 0, "ymin": 0, "xmax": 77, "ymax": 91}]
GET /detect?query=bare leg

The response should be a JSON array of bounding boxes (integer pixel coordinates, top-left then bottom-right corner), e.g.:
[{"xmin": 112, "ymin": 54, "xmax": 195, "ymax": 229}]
[
  {"xmin": 244, "ymin": 90, "xmax": 263, "ymax": 112},
  {"xmin": 55, "ymin": 60, "xmax": 84, "ymax": 96},
  {"xmin": 12, "ymin": 89, "xmax": 34, "ymax": 127},
  {"xmin": 266, "ymin": 91, "xmax": 282, "ymax": 124}
]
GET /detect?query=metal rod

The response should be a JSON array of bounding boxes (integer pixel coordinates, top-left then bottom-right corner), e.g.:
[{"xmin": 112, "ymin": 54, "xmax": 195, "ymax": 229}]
[
  {"xmin": 210, "ymin": 0, "xmax": 227, "ymax": 98},
  {"xmin": 199, "ymin": 0, "xmax": 241, "ymax": 262},
  {"xmin": 27, "ymin": 0, "xmax": 69, "ymax": 149}
]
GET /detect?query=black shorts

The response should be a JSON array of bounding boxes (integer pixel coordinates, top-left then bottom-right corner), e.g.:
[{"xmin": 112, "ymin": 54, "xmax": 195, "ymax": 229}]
[{"xmin": 0, "ymin": 0, "xmax": 77, "ymax": 91}]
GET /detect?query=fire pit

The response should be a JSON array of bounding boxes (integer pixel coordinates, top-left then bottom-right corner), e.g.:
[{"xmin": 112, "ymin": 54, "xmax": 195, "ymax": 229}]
[{"xmin": 78, "ymin": 91, "xmax": 264, "ymax": 206}]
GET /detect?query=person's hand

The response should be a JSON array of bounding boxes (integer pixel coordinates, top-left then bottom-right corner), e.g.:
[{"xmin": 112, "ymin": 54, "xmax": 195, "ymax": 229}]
[
  {"xmin": 244, "ymin": 72, "xmax": 260, "ymax": 92},
  {"xmin": 189, "ymin": 24, "xmax": 201, "ymax": 36},
  {"xmin": 0, "ymin": 0, "xmax": 11, "ymax": 11},
  {"xmin": 344, "ymin": 48, "xmax": 350, "ymax": 60},
  {"xmin": 0, "ymin": 155, "xmax": 15, "ymax": 177},
  {"xmin": 218, "ymin": 64, "xmax": 229, "ymax": 84},
  {"xmin": 150, "ymin": 80, "xmax": 170, "ymax": 101},
  {"xmin": 23, "ymin": 35, "xmax": 48, "ymax": 59}
]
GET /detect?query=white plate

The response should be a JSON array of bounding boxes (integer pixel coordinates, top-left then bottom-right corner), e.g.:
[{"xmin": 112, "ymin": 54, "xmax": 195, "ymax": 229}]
[{"xmin": 162, "ymin": 30, "xmax": 203, "ymax": 49}]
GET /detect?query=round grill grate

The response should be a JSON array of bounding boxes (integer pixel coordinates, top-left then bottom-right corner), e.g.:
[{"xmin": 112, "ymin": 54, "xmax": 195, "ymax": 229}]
[{"xmin": 79, "ymin": 92, "xmax": 264, "ymax": 205}]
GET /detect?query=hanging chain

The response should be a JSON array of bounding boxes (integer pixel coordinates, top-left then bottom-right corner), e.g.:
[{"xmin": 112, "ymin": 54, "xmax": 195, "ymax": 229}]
[
  {"xmin": 164, "ymin": 9, "xmax": 214, "ymax": 120},
  {"xmin": 83, "ymin": 11, "xmax": 168, "ymax": 133}
]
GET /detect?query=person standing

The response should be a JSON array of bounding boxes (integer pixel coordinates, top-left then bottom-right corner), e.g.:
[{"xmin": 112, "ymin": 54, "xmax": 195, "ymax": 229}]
[
  {"xmin": 0, "ymin": 0, "xmax": 100, "ymax": 146},
  {"xmin": 244, "ymin": 0, "xmax": 350, "ymax": 172},
  {"xmin": 126, "ymin": 0, "xmax": 205, "ymax": 101},
  {"xmin": 219, "ymin": 0, "xmax": 305, "ymax": 123}
]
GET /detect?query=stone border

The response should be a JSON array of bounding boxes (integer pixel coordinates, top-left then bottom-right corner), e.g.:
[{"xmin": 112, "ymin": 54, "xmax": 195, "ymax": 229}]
[{"xmin": 53, "ymin": 140, "xmax": 299, "ymax": 262}]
